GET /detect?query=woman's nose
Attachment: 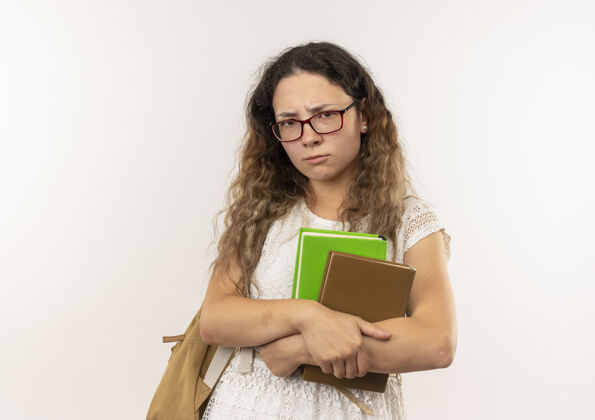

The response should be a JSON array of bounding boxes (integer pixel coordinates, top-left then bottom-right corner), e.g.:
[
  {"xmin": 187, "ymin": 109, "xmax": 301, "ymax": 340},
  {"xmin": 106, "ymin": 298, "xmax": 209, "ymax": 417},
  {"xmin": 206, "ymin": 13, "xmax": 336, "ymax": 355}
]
[{"xmin": 301, "ymin": 122, "xmax": 322, "ymax": 145}]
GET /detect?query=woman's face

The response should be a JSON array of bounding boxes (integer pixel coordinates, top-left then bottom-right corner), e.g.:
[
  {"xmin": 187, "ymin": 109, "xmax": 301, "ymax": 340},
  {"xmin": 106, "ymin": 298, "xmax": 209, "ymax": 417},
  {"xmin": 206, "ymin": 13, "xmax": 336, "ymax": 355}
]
[{"xmin": 271, "ymin": 71, "xmax": 367, "ymax": 185}]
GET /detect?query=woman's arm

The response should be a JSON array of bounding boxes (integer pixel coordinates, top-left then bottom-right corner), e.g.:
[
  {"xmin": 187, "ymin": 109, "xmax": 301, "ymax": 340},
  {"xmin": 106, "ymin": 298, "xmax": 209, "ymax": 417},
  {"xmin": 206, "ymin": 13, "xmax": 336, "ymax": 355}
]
[
  {"xmin": 199, "ymin": 256, "xmax": 315, "ymax": 346},
  {"xmin": 261, "ymin": 231, "xmax": 457, "ymax": 375},
  {"xmin": 357, "ymin": 230, "xmax": 457, "ymax": 373},
  {"xmin": 263, "ymin": 316, "xmax": 446, "ymax": 376},
  {"xmin": 201, "ymin": 294, "xmax": 316, "ymax": 347},
  {"xmin": 200, "ymin": 255, "xmax": 392, "ymax": 355}
]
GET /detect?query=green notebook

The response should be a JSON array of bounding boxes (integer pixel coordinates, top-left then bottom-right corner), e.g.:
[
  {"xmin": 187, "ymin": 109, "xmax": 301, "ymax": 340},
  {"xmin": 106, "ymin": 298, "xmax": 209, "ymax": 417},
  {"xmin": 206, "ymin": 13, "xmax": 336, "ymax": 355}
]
[{"xmin": 291, "ymin": 227, "xmax": 388, "ymax": 300}]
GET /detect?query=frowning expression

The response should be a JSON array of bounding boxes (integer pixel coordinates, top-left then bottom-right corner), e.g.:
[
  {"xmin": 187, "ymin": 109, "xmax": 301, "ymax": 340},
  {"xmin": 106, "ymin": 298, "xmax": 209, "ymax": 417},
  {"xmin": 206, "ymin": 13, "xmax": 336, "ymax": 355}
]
[{"xmin": 272, "ymin": 71, "xmax": 367, "ymax": 184}]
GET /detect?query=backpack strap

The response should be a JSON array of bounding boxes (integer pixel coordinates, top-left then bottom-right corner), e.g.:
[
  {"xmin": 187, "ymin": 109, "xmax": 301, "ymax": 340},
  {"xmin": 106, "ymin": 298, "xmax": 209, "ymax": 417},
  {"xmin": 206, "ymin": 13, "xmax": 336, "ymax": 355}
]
[
  {"xmin": 235, "ymin": 347, "xmax": 254, "ymax": 373},
  {"xmin": 251, "ymin": 349, "xmax": 375, "ymax": 415},
  {"xmin": 334, "ymin": 386, "xmax": 374, "ymax": 415},
  {"xmin": 162, "ymin": 334, "xmax": 185, "ymax": 343},
  {"xmin": 203, "ymin": 346, "xmax": 236, "ymax": 388}
]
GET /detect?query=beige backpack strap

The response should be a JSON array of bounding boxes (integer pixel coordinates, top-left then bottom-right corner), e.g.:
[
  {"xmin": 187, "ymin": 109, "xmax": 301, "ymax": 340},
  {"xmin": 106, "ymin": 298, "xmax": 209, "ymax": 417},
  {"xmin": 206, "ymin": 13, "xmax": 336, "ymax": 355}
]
[
  {"xmin": 334, "ymin": 385, "xmax": 374, "ymax": 415},
  {"xmin": 203, "ymin": 346, "xmax": 236, "ymax": 388},
  {"xmin": 252, "ymin": 349, "xmax": 374, "ymax": 414},
  {"xmin": 236, "ymin": 347, "xmax": 254, "ymax": 373},
  {"xmin": 336, "ymin": 374, "xmax": 400, "ymax": 414},
  {"xmin": 162, "ymin": 334, "xmax": 185, "ymax": 343}
]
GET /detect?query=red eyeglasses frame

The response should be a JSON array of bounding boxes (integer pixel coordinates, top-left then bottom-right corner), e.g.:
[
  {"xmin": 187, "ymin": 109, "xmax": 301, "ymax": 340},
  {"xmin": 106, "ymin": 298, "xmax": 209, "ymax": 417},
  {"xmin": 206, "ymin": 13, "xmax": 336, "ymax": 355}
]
[{"xmin": 269, "ymin": 100, "xmax": 359, "ymax": 142}]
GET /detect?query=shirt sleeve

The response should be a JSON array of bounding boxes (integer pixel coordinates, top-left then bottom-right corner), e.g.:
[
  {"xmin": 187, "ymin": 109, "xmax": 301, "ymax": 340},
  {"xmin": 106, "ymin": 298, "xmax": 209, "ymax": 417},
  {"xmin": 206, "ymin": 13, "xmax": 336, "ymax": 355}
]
[{"xmin": 399, "ymin": 198, "xmax": 452, "ymax": 262}]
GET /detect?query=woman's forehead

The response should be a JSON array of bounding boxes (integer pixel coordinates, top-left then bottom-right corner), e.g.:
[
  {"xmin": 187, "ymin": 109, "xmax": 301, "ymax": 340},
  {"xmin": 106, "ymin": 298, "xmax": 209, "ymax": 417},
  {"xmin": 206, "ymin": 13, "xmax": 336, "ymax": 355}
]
[{"xmin": 272, "ymin": 73, "xmax": 349, "ymax": 114}]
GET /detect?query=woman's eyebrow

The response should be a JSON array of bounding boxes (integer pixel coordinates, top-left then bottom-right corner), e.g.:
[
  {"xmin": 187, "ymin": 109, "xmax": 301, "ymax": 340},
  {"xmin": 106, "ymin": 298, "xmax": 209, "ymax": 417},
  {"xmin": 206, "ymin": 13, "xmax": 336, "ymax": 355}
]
[{"xmin": 276, "ymin": 103, "xmax": 335, "ymax": 118}]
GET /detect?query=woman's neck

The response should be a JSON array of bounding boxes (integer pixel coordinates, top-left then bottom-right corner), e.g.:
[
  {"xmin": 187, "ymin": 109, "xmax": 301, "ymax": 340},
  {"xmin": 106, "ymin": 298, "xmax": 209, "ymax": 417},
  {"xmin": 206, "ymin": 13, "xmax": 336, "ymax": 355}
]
[
  {"xmin": 305, "ymin": 185, "xmax": 350, "ymax": 221},
  {"xmin": 305, "ymin": 160, "xmax": 357, "ymax": 220}
]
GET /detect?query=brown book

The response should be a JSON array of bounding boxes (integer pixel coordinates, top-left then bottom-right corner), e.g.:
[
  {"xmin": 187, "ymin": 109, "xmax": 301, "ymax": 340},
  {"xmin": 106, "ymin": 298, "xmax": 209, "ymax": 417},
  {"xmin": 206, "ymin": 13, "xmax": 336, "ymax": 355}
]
[{"xmin": 301, "ymin": 250, "xmax": 416, "ymax": 392}]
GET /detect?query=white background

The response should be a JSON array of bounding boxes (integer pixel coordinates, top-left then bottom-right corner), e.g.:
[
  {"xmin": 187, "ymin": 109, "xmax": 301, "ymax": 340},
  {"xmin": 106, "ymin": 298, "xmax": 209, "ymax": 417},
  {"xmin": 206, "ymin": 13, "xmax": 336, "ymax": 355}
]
[{"xmin": 1, "ymin": 1, "xmax": 594, "ymax": 418}]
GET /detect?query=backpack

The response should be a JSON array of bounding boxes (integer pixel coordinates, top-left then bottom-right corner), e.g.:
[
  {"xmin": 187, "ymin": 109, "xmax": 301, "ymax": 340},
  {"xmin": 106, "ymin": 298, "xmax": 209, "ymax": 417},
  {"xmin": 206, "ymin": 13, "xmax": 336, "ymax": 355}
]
[
  {"xmin": 146, "ymin": 306, "xmax": 375, "ymax": 418},
  {"xmin": 146, "ymin": 305, "xmax": 237, "ymax": 420}
]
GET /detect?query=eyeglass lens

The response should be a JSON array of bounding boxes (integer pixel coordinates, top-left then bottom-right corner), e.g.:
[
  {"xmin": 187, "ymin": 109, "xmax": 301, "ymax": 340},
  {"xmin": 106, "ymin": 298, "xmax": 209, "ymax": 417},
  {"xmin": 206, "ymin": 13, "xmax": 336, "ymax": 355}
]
[{"xmin": 273, "ymin": 112, "xmax": 341, "ymax": 141}]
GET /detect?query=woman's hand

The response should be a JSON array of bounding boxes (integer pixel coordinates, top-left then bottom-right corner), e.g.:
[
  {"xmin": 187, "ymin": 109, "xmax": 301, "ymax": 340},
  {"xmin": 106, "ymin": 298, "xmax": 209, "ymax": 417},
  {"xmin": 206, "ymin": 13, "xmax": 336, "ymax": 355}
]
[
  {"xmin": 297, "ymin": 303, "xmax": 391, "ymax": 379},
  {"xmin": 259, "ymin": 333, "xmax": 306, "ymax": 377},
  {"xmin": 260, "ymin": 332, "xmax": 373, "ymax": 379}
]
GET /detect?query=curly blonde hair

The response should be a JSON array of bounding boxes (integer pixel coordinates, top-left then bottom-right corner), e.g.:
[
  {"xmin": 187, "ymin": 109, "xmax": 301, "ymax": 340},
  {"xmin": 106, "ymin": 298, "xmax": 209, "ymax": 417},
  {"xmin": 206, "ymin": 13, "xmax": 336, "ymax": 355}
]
[{"xmin": 208, "ymin": 41, "xmax": 418, "ymax": 297}]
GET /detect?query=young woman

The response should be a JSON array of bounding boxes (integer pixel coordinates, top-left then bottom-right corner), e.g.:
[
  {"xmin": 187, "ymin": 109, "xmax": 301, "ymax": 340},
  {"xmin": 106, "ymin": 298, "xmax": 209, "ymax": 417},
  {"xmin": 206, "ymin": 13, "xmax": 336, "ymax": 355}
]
[{"xmin": 199, "ymin": 41, "xmax": 456, "ymax": 419}]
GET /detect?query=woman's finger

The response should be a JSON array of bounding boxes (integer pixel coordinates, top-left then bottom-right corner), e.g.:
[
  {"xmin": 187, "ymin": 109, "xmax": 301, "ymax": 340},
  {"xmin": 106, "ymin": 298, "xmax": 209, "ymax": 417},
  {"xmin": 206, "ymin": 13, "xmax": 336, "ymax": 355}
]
[
  {"xmin": 345, "ymin": 354, "xmax": 358, "ymax": 379},
  {"xmin": 333, "ymin": 359, "xmax": 346, "ymax": 379},
  {"xmin": 320, "ymin": 360, "xmax": 333, "ymax": 375},
  {"xmin": 356, "ymin": 348, "xmax": 369, "ymax": 377},
  {"xmin": 357, "ymin": 319, "xmax": 392, "ymax": 340}
]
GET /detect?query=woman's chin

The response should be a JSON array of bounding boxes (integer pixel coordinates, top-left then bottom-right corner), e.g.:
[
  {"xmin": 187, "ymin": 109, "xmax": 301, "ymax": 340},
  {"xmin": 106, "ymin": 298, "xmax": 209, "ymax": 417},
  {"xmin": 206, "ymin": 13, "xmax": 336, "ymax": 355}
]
[{"xmin": 305, "ymin": 170, "xmax": 342, "ymax": 183}]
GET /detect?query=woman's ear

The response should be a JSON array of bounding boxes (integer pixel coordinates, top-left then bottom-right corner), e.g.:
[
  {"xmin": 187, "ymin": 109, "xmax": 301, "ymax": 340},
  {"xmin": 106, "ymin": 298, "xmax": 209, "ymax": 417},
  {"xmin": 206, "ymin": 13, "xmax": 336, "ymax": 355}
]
[{"xmin": 359, "ymin": 98, "xmax": 368, "ymax": 132}]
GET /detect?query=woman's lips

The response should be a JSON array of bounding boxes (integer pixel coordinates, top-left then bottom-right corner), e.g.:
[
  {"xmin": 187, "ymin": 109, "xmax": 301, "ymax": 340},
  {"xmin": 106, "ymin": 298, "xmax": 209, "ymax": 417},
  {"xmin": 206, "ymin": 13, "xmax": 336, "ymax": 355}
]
[{"xmin": 305, "ymin": 155, "xmax": 329, "ymax": 164}]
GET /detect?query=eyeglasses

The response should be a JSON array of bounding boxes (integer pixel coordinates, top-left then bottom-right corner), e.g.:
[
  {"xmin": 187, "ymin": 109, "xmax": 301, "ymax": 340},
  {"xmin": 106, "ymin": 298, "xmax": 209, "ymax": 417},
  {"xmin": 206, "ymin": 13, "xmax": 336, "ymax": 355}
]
[{"xmin": 270, "ymin": 101, "xmax": 358, "ymax": 142}]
